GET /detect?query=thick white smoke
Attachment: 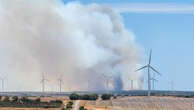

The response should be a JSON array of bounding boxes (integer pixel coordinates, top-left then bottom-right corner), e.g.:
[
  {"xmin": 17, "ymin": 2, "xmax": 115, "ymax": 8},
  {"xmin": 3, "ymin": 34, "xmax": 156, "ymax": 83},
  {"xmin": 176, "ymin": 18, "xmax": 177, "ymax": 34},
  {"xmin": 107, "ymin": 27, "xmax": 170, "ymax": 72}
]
[{"xmin": 0, "ymin": 0, "xmax": 142, "ymax": 91}]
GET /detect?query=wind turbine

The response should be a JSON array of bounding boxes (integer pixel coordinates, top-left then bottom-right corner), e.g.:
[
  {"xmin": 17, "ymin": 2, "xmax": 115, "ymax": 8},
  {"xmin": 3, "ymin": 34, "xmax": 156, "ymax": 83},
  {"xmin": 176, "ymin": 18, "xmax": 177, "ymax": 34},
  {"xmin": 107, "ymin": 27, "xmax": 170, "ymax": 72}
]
[
  {"xmin": 0, "ymin": 77, "xmax": 4, "ymax": 92},
  {"xmin": 151, "ymin": 72, "xmax": 158, "ymax": 90},
  {"xmin": 150, "ymin": 77, "xmax": 158, "ymax": 90},
  {"xmin": 40, "ymin": 73, "xmax": 49, "ymax": 92},
  {"xmin": 102, "ymin": 74, "xmax": 113, "ymax": 92},
  {"xmin": 130, "ymin": 80, "xmax": 134, "ymax": 90},
  {"xmin": 136, "ymin": 49, "xmax": 161, "ymax": 96},
  {"xmin": 102, "ymin": 74, "xmax": 109, "ymax": 92},
  {"xmin": 58, "ymin": 75, "xmax": 63, "ymax": 93}
]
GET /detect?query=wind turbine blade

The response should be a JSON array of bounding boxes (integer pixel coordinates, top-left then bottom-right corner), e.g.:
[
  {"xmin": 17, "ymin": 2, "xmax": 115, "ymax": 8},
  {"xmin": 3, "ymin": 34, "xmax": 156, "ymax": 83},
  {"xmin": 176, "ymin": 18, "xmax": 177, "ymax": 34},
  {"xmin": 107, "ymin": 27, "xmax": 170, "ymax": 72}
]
[
  {"xmin": 150, "ymin": 66, "xmax": 161, "ymax": 75},
  {"xmin": 149, "ymin": 49, "xmax": 152, "ymax": 65},
  {"xmin": 135, "ymin": 65, "xmax": 148, "ymax": 72}
]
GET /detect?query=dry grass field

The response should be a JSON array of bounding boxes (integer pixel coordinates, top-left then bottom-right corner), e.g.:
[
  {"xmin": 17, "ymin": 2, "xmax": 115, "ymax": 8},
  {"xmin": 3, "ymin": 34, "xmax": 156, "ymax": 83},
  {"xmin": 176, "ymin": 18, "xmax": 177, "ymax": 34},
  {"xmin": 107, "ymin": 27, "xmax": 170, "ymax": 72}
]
[
  {"xmin": 0, "ymin": 108, "xmax": 59, "ymax": 110},
  {"xmin": 83, "ymin": 96, "xmax": 194, "ymax": 110},
  {"xmin": 0, "ymin": 96, "xmax": 193, "ymax": 110}
]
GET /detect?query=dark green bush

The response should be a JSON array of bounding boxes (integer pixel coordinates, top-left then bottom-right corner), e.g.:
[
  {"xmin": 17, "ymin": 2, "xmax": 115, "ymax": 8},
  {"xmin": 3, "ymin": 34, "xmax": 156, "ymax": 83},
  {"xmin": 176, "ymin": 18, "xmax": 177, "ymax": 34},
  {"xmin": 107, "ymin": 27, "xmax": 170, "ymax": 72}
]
[
  {"xmin": 69, "ymin": 93, "xmax": 98, "ymax": 100},
  {"xmin": 81, "ymin": 94, "xmax": 90, "ymax": 100},
  {"xmin": 69, "ymin": 93, "xmax": 80, "ymax": 100},
  {"xmin": 79, "ymin": 106, "xmax": 87, "ymax": 110},
  {"xmin": 89, "ymin": 94, "xmax": 98, "ymax": 100},
  {"xmin": 35, "ymin": 98, "xmax": 41, "ymax": 103},
  {"xmin": 101, "ymin": 94, "xmax": 112, "ymax": 100},
  {"xmin": 12, "ymin": 96, "xmax": 18, "ymax": 102},
  {"xmin": 66, "ymin": 101, "xmax": 73, "ymax": 109},
  {"xmin": 50, "ymin": 100, "xmax": 63, "ymax": 104},
  {"xmin": 3, "ymin": 96, "xmax": 10, "ymax": 102},
  {"xmin": 113, "ymin": 95, "xmax": 117, "ymax": 99},
  {"xmin": 20, "ymin": 97, "xmax": 32, "ymax": 103}
]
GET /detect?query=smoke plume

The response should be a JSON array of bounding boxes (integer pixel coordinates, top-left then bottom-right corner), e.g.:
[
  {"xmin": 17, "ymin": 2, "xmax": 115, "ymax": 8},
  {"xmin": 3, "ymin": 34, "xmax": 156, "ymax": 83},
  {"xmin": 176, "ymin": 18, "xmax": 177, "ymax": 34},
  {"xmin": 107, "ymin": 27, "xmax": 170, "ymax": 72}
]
[{"xmin": 0, "ymin": 0, "xmax": 142, "ymax": 91}]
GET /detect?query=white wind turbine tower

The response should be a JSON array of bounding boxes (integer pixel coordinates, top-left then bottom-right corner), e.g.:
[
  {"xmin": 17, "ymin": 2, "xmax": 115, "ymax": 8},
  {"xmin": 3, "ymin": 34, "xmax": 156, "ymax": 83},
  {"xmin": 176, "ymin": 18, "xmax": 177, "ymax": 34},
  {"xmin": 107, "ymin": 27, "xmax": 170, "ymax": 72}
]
[
  {"xmin": 102, "ymin": 74, "xmax": 113, "ymax": 93},
  {"xmin": 130, "ymin": 79, "xmax": 134, "ymax": 90},
  {"xmin": 102, "ymin": 74, "xmax": 109, "ymax": 92},
  {"xmin": 58, "ymin": 75, "xmax": 63, "ymax": 93},
  {"xmin": 40, "ymin": 73, "xmax": 49, "ymax": 92},
  {"xmin": 136, "ymin": 49, "xmax": 161, "ymax": 96},
  {"xmin": 0, "ymin": 77, "xmax": 4, "ymax": 92},
  {"xmin": 150, "ymin": 77, "xmax": 158, "ymax": 90}
]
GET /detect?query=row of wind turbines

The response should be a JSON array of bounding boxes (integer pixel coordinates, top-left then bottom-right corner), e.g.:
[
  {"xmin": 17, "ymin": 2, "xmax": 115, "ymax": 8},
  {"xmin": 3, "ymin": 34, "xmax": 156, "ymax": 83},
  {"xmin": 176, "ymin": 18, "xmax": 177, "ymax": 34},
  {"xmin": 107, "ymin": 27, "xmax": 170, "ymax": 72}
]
[
  {"xmin": 39, "ymin": 49, "xmax": 174, "ymax": 97},
  {"xmin": 40, "ymin": 74, "xmax": 64, "ymax": 93}
]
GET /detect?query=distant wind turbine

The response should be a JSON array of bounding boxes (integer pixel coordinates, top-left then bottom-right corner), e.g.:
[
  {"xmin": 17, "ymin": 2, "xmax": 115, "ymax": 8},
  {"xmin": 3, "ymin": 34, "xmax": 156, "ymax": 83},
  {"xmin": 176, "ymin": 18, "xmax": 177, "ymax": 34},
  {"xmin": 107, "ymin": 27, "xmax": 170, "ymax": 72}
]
[
  {"xmin": 136, "ymin": 49, "xmax": 161, "ymax": 96},
  {"xmin": 102, "ymin": 74, "xmax": 113, "ymax": 92},
  {"xmin": 150, "ymin": 77, "xmax": 158, "ymax": 90},
  {"xmin": 58, "ymin": 75, "xmax": 63, "ymax": 93},
  {"xmin": 130, "ymin": 80, "xmax": 134, "ymax": 90},
  {"xmin": 0, "ymin": 77, "xmax": 4, "ymax": 92},
  {"xmin": 40, "ymin": 73, "xmax": 49, "ymax": 92}
]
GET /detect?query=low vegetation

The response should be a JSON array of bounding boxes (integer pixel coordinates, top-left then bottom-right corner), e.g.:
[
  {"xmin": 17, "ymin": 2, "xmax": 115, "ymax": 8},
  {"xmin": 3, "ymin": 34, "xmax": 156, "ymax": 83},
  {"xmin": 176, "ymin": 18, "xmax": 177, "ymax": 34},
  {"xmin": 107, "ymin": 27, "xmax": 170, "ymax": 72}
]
[
  {"xmin": 61, "ymin": 101, "xmax": 73, "ymax": 110},
  {"xmin": 79, "ymin": 106, "xmax": 87, "ymax": 110},
  {"xmin": 101, "ymin": 94, "xmax": 113, "ymax": 100},
  {"xmin": 0, "ymin": 96, "xmax": 63, "ymax": 108},
  {"xmin": 69, "ymin": 93, "xmax": 98, "ymax": 100}
]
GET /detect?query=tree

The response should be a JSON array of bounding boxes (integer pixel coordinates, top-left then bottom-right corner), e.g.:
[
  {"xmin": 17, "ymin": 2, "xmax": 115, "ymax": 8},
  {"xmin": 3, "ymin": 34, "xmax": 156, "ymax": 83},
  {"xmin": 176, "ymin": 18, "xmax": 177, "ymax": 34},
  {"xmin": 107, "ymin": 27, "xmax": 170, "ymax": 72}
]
[
  {"xmin": 12, "ymin": 96, "xmax": 18, "ymax": 102},
  {"xmin": 20, "ymin": 97, "xmax": 32, "ymax": 103},
  {"xmin": 50, "ymin": 100, "xmax": 63, "ymax": 104},
  {"xmin": 35, "ymin": 98, "xmax": 41, "ymax": 103},
  {"xmin": 89, "ymin": 94, "xmax": 98, "ymax": 100},
  {"xmin": 81, "ymin": 94, "xmax": 90, "ymax": 100},
  {"xmin": 66, "ymin": 101, "xmax": 73, "ymax": 109},
  {"xmin": 101, "ymin": 94, "xmax": 112, "ymax": 100},
  {"xmin": 79, "ymin": 106, "xmax": 87, "ymax": 110},
  {"xmin": 69, "ymin": 93, "xmax": 79, "ymax": 100},
  {"xmin": 3, "ymin": 96, "xmax": 10, "ymax": 102}
]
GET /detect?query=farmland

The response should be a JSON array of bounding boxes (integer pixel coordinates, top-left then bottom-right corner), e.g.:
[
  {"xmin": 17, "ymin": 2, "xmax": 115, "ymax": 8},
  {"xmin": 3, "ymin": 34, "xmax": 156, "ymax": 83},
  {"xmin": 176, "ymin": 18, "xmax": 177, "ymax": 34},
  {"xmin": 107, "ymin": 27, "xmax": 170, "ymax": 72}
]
[
  {"xmin": 83, "ymin": 96, "xmax": 194, "ymax": 110},
  {"xmin": 0, "ymin": 92, "xmax": 194, "ymax": 110}
]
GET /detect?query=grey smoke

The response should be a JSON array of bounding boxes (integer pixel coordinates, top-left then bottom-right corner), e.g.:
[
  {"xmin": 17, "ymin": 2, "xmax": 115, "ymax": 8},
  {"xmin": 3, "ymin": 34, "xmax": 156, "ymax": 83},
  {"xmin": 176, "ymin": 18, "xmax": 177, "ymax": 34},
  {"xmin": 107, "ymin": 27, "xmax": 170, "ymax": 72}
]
[{"xmin": 0, "ymin": 0, "xmax": 142, "ymax": 91}]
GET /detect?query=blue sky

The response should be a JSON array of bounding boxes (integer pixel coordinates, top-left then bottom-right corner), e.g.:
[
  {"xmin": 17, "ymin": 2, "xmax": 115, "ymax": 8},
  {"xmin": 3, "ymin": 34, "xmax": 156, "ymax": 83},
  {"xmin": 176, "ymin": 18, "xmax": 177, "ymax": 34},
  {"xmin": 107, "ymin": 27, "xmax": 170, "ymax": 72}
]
[
  {"xmin": 64, "ymin": 0, "xmax": 194, "ymax": 4},
  {"xmin": 64, "ymin": 0, "xmax": 194, "ymax": 91}
]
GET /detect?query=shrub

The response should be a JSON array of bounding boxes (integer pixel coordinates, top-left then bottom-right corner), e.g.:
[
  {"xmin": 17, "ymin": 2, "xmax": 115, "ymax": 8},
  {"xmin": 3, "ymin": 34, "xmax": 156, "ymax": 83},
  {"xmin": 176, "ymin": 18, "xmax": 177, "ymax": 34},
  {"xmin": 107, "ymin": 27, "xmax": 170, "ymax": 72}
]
[
  {"xmin": 50, "ymin": 100, "xmax": 63, "ymax": 104},
  {"xmin": 69, "ymin": 93, "xmax": 79, "ymax": 100},
  {"xmin": 20, "ymin": 97, "xmax": 33, "ymax": 103},
  {"xmin": 3, "ymin": 96, "xmax": 10, "ymax": 102},
  {"xmin": 69, "ymin": 93, "xmax": 98, "ymax": 101},
  {"xmin": 89, "ymin": 94, "xmax": 98, "ymax": 100},
  {"xmin": 35, "ymin": 98, "xmax": 41, "ymax": 103},
  {"xmin": 79, "ymin": 106, "xmax": 87, "ymax": 110},
  {"xmin": 101, "ymin": 94, "xmax": 112, "ymax": 100},
  {"xmin": 113, "ymin": 95, "xmax": 117, "ymax": 99},
  {"xmin": 55, "ymin": 100, "xmax": 63, "ymax": 104},
  {"xmin": 12, "ymin": 96, "xmax": 18, "ymax": 102},
  {"xmin": 20, "ymin": 97, "xmax": 28, "ymax": 103},
  {"xmin": 66, "ymin": 101, "xmax": 73, "ymax": 109},
  {"xmin": 81, "ymin": 94, "xmax": 90, "ymax": 100}
]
